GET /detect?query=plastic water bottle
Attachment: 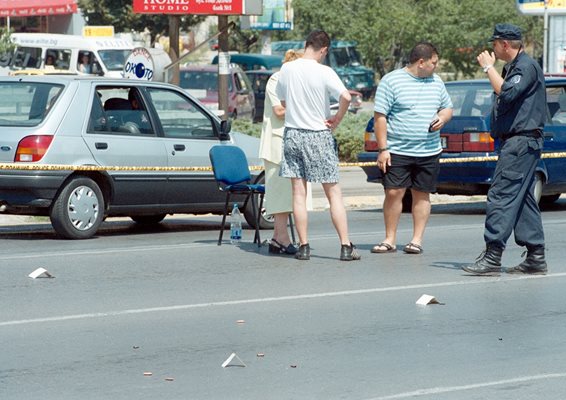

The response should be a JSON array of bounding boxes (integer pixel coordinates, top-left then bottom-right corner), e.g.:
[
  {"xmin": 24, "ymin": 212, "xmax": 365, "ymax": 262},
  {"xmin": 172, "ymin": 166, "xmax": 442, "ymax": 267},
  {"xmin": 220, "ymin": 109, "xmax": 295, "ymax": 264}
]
[{"xmin": 230, "ymin": 203, "xmax": 242, "ymax": 244}]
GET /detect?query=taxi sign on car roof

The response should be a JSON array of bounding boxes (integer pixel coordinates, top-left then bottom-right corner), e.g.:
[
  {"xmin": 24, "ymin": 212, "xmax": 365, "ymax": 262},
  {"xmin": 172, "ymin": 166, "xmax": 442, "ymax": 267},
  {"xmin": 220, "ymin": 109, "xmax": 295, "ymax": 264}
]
[{"xmin": 123, "ymin": 47, "xmax": 155, "ymax": 81}]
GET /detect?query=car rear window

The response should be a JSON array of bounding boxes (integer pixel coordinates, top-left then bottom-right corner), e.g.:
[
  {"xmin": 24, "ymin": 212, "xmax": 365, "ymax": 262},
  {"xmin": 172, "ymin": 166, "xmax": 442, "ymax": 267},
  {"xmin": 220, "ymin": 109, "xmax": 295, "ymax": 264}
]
[
  {"xmin": 445, "ymin": 82, "xmax": 493, "ymax": 117},
  {"xmin": 0, "ymin": 82, "xmax": 63, "ymax": 126}
]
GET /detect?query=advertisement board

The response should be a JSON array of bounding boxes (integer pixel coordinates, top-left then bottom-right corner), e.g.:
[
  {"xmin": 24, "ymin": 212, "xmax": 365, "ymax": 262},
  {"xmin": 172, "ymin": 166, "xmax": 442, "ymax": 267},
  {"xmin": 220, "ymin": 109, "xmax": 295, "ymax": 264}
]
[
  {"xmin": 133, "ymin": 0, "xmax": 243, "ymax": 15},
  {"xmin": 517, "ymin": 0, "xmax": 566, "ymax": 15},
  {"xmin": 248, "ymin": 0, "xmax": 292, "ymax": 30}
]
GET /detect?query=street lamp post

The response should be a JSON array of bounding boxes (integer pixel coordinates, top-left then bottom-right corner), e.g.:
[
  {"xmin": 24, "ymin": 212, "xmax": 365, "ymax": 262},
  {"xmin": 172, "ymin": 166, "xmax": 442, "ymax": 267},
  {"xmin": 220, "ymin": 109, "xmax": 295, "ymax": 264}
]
[{"xmin": 544, "ymin": 0, "xmax": 549, "ymax": 73}]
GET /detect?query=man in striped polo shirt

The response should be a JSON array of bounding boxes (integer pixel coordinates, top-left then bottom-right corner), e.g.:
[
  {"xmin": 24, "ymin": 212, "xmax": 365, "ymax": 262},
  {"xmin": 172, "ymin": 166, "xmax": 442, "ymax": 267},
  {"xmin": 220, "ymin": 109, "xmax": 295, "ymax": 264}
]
[{"xmin": 372, "ymin": 42, "xmax": 453, "ymax": 255}]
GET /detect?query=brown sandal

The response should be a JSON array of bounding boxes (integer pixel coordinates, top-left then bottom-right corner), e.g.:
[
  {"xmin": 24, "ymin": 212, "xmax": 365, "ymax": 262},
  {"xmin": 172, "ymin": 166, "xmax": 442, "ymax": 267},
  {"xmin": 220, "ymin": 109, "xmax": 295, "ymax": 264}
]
[
  {"xmin": 403, "ymin": 242, "xmax": 423, "ymax": 254},
  {"xmin": 371, "ymin": 242, "xmax": 397, "ymax": 253}
]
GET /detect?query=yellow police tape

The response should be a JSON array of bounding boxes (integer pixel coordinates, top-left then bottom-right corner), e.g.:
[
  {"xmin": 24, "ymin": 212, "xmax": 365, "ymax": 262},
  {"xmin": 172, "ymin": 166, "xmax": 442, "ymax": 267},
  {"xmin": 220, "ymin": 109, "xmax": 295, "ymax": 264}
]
[{"xmin": 1, "ymin": 152, "xmax": 566, "ymax": 172}]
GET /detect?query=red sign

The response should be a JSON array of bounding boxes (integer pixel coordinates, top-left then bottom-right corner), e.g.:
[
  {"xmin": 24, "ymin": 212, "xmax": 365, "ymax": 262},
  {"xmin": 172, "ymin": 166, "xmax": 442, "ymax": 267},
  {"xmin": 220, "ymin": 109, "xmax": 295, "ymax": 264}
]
[
  {"xmin": 0, "ymin": 0, "xmax": 77, "ymax": 17},
  {"xmin": 132, "ymin": 0, "xmax": 243, "ymax": 15}
]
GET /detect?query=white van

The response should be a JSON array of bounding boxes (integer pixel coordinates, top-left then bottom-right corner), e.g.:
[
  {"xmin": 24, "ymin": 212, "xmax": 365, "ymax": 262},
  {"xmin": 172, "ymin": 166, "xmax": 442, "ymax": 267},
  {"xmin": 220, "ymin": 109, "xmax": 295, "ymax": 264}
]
[{"xmin": 0, "ymin": 33, "xmax": 134, "ymax": 78}]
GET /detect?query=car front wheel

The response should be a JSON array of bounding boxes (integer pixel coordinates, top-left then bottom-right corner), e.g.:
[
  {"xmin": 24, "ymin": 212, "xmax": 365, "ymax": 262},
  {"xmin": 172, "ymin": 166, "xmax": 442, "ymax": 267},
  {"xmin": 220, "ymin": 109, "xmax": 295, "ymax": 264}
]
[{"xmin": 50, "ymin": 177, "xmax": 104, "ymax": 239}]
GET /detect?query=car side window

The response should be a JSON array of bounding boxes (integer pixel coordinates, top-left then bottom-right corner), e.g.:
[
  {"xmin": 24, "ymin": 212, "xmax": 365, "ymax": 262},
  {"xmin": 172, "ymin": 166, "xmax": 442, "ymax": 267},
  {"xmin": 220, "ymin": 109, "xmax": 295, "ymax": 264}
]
[
  {"xmin": 147, "ymin": 88, "xmax": 215, "ymax": 139},
  {"xmin": 547, "ymin": 87, "xmax": 566, "ymax": 125},
  {"xmin": 12, "ymin": 46, "xmax": 42, "ymax": 69},
  {"xmin": 45, "ymin": 49, "xmax": 72, "ymax": 70},
  {"xmin": 88, "ymin": 86, "xmax": 154, "ymax": 135},
  {"xmin": 234, "ymin": 73, "xmax": 243, "ymax": 92}
]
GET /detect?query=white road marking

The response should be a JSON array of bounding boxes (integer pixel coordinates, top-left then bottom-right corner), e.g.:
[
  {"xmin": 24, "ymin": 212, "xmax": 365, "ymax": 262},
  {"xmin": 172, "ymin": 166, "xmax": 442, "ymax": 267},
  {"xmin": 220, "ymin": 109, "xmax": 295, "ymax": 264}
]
[
  {"xmin": 2, "ymin": 273, "xmax": 566, "ymax": 327},
  {"xmin": 364, "ymin": 372, "xmax": 566, "ymax": 399}
]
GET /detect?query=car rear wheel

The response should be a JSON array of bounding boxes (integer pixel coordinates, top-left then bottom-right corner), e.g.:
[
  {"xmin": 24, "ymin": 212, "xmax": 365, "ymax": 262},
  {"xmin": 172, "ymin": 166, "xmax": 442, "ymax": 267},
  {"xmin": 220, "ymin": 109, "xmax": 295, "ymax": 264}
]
[
  {"xmin": 130, "ymin": 214, "xmax": 167, "ymax": 224},
  {"xmin": 540, "ymin": 193, "xmax": 561, "ymax": 204},
  {"xmin": 50, "ymin": 177, "xmax": 104, "ymax": 239},
  {"xmin": 533, "ymin": 172, "xmax": 544, "ymax": 204}
]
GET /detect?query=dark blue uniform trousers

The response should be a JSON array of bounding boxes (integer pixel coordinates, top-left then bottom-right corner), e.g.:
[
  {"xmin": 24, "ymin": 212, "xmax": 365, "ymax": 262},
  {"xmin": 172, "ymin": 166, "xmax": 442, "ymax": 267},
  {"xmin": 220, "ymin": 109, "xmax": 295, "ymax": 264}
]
[{"xmin": 484, "ymin": 135, "xmax": 545, "ymax": 249}]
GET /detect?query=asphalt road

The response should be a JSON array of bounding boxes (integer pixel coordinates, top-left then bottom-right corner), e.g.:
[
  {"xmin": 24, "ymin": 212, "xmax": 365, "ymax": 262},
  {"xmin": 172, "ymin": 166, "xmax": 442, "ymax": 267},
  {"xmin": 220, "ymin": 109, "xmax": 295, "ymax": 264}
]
[{"xmin": 2, "ymin": 194, "xmax": 566, "ymax": 399}]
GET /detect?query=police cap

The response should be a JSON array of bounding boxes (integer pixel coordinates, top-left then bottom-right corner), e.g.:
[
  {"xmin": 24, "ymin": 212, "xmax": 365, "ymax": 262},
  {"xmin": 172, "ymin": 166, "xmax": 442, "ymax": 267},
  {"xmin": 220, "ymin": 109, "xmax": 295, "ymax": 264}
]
[{"xmin": 488, "ymin": 23, "xmax": 522, "ymax": 41}]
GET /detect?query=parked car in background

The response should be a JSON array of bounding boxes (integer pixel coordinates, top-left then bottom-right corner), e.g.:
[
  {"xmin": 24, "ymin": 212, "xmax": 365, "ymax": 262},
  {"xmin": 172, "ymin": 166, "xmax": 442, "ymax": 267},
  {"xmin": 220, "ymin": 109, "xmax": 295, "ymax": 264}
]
[
  {"xmin": 246, "ymin": 69, "xmax": 363, "ymax": 123},
  {"xmin": 358, "ymin": 77, "xmax": 566, "ymax": 206},
  {"xmin": 179, "ymin": 64, "xmax": 255, "ymax": 120},
  {"xmin": 212, "ymin": 53, "xmax": 283, "ymax": 71},
  {"xmin": 245, "ymin": 69, "xmax": 272, "ymax": 123},
  {"xmin": 271, "ymin": 40, "xmax": 376, "ymax": 99},
  {"xmin": 0, "ymin": 76, "xmax": 271, "ymax": 239}
]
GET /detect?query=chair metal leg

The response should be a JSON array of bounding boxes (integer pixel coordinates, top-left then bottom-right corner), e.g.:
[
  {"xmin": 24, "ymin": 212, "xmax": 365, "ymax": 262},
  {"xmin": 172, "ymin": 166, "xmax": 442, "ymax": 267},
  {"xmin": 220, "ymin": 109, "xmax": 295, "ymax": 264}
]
[
  {"xmin": 288, "ymin": 213, "xmax": 296, "ymax": 244},
  {"xmin": 218, "ymin": 193, "xmax": 231, "ymax": 246},
  {"xmin": 254, "ymin": 193, "xmax": 264, "ymax": 247},
  {"xmin": 250, "ymin": 192, "xmax": 261, "ymax": 247}
]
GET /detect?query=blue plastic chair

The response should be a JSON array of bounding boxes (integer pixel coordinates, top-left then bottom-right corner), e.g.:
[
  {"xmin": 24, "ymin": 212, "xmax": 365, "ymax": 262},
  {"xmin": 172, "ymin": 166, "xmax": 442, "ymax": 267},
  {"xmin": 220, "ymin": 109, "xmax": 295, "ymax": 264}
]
[{"xmin": 209, "ymin": 145, "xmax": 265, "ymax": 247}]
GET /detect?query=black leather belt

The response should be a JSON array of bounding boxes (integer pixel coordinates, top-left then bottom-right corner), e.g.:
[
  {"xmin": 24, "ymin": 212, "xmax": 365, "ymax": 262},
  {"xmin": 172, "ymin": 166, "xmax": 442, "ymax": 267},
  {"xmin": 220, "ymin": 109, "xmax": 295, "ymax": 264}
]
[{"xmin": 501, "ymin": 130, "xmax": 542, "ymax": 140}]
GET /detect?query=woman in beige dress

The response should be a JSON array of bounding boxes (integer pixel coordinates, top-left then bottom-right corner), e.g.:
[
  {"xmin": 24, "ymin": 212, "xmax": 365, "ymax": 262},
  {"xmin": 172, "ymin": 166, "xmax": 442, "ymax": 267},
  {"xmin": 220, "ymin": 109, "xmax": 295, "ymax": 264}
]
[{"xmin": 259, "ymin": 49, "xmax": 303, "ymax": 255}]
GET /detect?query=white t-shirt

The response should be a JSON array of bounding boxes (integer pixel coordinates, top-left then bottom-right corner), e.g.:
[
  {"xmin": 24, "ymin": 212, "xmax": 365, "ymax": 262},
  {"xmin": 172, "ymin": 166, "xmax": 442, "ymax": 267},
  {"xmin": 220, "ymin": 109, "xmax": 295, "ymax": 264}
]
[{"xmin": 275, "ymin": 58, "xmax": 347, "ymax": 131}]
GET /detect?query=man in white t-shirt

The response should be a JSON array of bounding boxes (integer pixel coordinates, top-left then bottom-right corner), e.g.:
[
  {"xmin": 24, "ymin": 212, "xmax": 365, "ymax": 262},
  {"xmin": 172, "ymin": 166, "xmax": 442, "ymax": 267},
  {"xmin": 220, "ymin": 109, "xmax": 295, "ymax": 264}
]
[{"xmin": 276, "ymin": 30, "xmax": 360, "ymax": 262}]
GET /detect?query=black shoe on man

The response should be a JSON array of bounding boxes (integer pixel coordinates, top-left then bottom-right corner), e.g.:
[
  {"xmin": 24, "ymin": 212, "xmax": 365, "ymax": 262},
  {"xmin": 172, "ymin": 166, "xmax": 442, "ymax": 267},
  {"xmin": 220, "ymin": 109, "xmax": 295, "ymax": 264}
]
[
  {"xmin": 506, "ymin": 246, "xmax": 547, "ymax": 275},
  {"xmin": 462, "ymin": 245, "xmax": 503, "ymax": 276},
  {"xmin": 340, "ymin": 242, "xmax": 361, "ymax": 261},
  {"xmin": 295, "ymin": 243, "xmax": 310, "ymax": 261}
]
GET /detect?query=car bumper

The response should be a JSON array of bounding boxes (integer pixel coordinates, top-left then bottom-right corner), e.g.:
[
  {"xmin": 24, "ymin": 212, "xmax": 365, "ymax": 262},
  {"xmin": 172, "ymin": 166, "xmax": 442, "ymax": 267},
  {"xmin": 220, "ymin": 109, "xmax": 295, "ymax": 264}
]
[
  {"xmin": 357, "ymin": 151, "xmax": 496, "ymax": 194},
  {"xmin": 0, "ymin": 169, "xmax": 71, "ymax": 210}
]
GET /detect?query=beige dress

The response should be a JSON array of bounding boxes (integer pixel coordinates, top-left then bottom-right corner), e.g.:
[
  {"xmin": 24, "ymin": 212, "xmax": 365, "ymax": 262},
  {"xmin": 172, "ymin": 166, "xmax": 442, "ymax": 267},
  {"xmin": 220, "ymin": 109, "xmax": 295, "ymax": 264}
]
[{"xmin": 259, "ymin": 72, "xmax": 292, "ymax": 216}]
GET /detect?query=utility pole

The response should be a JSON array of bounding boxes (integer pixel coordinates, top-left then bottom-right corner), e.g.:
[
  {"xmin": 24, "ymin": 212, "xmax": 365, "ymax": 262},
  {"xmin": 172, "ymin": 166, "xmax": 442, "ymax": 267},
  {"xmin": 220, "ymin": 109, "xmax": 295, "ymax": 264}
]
[
  {"xmin": 544, "ymin": 0, "xmax": 549, "ymax": 73},
  {"xmin": 217, "ymin": 16, "xmax": 230, "ymax": 121},
  {"xmin": 168, "ymin": 15, "xmax": 180, "ymax": 85}
]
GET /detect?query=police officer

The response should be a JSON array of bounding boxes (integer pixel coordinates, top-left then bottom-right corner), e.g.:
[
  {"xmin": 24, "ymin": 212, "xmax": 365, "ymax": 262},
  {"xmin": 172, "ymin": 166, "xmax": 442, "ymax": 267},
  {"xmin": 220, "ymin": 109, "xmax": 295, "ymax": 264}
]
[{"xmin": 463, "ymin": 23, "xmax": 547, "ymax": 276}]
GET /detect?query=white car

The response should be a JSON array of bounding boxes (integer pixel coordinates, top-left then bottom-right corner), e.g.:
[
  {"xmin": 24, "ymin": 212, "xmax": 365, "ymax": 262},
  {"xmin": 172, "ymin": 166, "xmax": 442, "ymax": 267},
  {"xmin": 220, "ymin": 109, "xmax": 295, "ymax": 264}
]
[{"xmin": 0, "ymin": 76, "xmax": 270, "ymax": 239}]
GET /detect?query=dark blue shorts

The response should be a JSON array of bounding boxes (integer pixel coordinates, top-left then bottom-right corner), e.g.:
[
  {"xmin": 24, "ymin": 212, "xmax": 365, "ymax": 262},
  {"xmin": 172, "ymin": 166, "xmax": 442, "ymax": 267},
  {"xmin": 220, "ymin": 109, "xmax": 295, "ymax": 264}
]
[{"xmin": 383, "ymin": 153, "xmax": 441, "ymax": 193}]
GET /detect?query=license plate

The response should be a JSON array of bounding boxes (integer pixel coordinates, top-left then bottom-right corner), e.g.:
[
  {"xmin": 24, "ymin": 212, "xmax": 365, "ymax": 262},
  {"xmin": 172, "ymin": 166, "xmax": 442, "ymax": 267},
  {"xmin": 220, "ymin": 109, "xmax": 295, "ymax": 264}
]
[{"xmin": 441, "ymin": 136, "xmax": 447, "ymax": 148}]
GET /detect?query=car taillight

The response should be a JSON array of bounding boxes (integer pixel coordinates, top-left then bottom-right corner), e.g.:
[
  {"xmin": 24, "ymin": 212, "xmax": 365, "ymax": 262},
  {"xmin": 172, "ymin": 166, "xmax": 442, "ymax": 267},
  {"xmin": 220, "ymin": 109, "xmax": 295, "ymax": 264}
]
[
  {"xmin": 15, "ymin": 135, "xmax": 54, "ymax": 162},
  {"xmin": 463, "ymin": 132, "xmax": 494, "ymax": 152},
  {"xmin": 442, "ymin": 132, "xmax": 494, "ymax": 153},
  {"xmin": 364, "ymin": 131, "xmax": 378, "ymax": 151}
]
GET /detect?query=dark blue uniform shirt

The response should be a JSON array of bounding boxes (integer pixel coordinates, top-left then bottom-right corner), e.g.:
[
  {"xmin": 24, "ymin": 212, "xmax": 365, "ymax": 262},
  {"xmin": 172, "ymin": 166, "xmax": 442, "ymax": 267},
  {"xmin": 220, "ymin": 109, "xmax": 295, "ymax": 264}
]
[{"xmin": 491, "ymin": 51, "xmax": 546, "ymax": 138}]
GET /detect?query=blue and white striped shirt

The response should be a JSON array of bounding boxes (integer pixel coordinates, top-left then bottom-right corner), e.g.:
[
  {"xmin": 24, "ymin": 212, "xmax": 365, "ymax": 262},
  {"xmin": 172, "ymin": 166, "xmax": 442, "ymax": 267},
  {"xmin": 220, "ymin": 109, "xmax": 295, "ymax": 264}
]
[{"xmin": 374, "ymin": 68, "xmax": 452, "ymax": 157}]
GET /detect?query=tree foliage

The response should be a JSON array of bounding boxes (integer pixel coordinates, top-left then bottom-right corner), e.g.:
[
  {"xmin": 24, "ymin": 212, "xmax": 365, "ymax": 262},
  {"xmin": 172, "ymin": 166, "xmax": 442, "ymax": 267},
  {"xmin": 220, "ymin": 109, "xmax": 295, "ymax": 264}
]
[
  {"xmin": 77, "ymin": 0, "xmax": 205, "ymax": 44},
  {"xmin": 0, "ymin": 28, "xmax": 15, "ymax": 55},
  {"xmin": 289, "ymin": 0, "xmax": 543, "ymax": 79}
]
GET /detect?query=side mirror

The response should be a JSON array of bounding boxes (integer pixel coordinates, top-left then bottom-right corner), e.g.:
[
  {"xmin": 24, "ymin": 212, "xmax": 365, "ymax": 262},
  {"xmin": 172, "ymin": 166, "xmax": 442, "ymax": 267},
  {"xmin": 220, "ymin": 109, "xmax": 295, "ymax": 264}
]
[
  {"xmin": 92, "ymin": 62, "xmax": 103, "ymax": 76},
  {"xmin": 219, "ymin": 119, "xmax": 231, "ymax": 140}
]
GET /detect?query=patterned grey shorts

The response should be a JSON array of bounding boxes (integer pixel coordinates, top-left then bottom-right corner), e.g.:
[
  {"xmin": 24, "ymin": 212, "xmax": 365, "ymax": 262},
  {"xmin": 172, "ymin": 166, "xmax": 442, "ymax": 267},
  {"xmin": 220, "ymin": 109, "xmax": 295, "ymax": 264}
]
[{"xmin": 279, "ymin": 127, "xmax": 340, "ymax": 183}]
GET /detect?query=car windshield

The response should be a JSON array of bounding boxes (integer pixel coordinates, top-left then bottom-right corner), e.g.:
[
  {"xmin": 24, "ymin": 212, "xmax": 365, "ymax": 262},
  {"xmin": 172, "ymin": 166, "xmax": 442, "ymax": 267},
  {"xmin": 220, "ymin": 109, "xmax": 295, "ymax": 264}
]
[
  {"xmin": 98, "ymin": 49, "xmax": 131, "ymax": 71},
  {"xmin": 0, "ymin": 82, "xmax": 63, "ymax": 126},
  {"xmin": 330, "ymin": 47, "xmax": 362, "ymax": 67},
  {"xmin": 446, "ymin": 82, "xmax": 493, "ymax": 117}
]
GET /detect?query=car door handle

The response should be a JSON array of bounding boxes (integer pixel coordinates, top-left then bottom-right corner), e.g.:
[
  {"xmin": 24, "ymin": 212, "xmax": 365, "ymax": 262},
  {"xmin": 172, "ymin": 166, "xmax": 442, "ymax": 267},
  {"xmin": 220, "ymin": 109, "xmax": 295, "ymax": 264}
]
[
  {"xmin": 544, "ymin": 132, "xmax": 554, "ymax": 139},
  {"xmin": 95, "ymin": 142, "xmax": 108, "ymax": 150},
  {"xmin": 173, "ymin": 144, "xmax": 186, "ymax": 151}
]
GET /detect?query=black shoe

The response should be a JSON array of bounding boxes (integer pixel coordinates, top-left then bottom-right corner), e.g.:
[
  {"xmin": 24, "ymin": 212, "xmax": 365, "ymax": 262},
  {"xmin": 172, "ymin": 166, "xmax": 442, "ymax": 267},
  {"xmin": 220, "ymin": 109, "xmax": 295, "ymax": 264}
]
[
  {"xmin": 268, "ymin": 239, "xmax": 298, "ymax": 255},
  {"xmin": 340, "ymin": 242, "xmax": 361, "ymax": 261},
  {"xmin": 462, "ymin": 245, "xmax": 503, "ymax": 276},
  {"xmin": 295, "ymin": 243, "xmax": 310, "ymax": 260},
  {"xmin": 506, "ymin": 247, "xmax": 547, "ymax": 275}
]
